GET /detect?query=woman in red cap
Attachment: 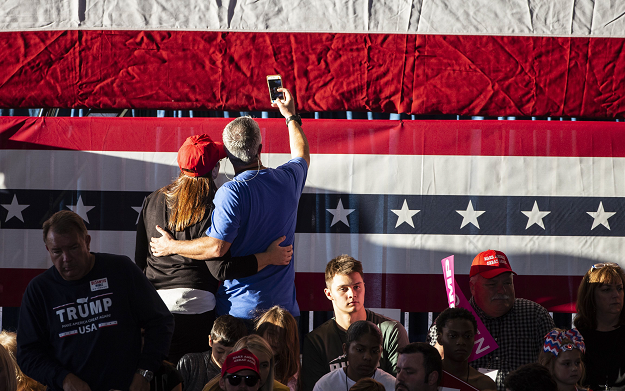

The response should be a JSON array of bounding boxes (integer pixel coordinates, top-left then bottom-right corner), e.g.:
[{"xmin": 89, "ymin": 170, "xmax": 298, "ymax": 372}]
[{"xmin": 135, "ymin": 134, "xmax": 290, "ymax": 364}]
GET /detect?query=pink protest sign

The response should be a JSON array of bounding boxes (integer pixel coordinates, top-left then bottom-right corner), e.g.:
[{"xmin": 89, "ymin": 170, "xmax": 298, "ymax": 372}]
[{"xmin": 440, "ymin": 256, "xmax": 498, "ymax": 362}]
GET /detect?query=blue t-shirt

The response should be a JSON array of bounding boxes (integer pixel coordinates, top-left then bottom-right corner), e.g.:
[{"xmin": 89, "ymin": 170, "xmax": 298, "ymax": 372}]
[{"xmin": 208, "ymin": 157, "xmax": 308, "ymax": 318}]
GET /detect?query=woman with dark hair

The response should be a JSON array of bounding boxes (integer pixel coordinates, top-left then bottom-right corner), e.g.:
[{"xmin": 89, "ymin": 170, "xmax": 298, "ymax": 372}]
[
  {"xmin": 313, "ymin": 320, "xmax": 396, "ymax": 391},
  {"xmin": 135, "ymin": 134, "xmax": 291, "ymax": 363},
  {"xmin": 574, "ymin": 262, "xmax": 625, "ymax": 390},
  {"xmin": 255, "ymin": 306, "xmax": 300, "ymax": 390}
]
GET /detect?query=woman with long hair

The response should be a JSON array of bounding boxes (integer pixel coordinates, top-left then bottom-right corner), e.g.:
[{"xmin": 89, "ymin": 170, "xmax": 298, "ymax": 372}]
[
  {"xmin": 255, "ymin": 306, "xmax": 300, "ymax": 390},
  {"xmin": 0, "ymin": 343, "xmax": 17, "ymax": 391},
  {"xmin": 135, "ymin": 134, "xmax": 290, "ymax": 363},
  {"xmin": 0, "ymin": 330, "xmax": 45, "ymax": 391},
  {"xmin": 574, "ymin": 262, "xmax": 625, "ymax": 390},
  {"xmin": 204, "ymin": 334, "xmax": 289, "ymax": 391}
]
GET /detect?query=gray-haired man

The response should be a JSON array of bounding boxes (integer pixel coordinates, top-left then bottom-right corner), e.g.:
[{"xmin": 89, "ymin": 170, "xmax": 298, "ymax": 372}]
[{"xmin": 151, "ymin": 88, "xmax": 309, "ymax": 320}]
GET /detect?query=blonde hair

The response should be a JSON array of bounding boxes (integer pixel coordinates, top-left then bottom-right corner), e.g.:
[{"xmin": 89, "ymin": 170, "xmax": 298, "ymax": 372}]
[
  {"xmin": 255, "ymin": 306, "xmax": 299, "ymax": 386},
  {"xmin": 206, "ymin": 335, "xmax": 278, "ymax": 391},
  {"xmin": 0, "ymin": 331, "xmax": 45, "ymax": 391},
  {"xmin": 0, "ymin": 343, "xmax": 17, "ymax": 391},
  {"xmin": 234, "ymin": 335, "xmax": 277, "ymax": 391},
  {"xmin": 161, "ymin": 173, "xmax": 216, "ymax": 232}
]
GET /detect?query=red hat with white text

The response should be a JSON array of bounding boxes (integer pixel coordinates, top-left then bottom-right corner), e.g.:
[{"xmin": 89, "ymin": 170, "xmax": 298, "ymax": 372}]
[
  {"xmin": 177, "ymin": 134, "xmax": 227, "ymax": 177},
  {"xmin": 221, "ymin": 349, "xmax": 260, "ymax": 377},
  {"xmin": 470, "ymin": 249, "xmax": 517, "ymax": 279}
]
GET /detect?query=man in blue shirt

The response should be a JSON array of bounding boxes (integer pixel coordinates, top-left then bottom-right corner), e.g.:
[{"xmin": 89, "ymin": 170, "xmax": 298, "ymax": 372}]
[{"xmin": 151, "ymin": 87, "xmax": 309, "ymax": 320}]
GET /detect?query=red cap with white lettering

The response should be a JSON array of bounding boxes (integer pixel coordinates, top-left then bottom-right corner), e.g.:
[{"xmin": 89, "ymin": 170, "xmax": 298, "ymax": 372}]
[
  {"xmin": 470, "ymin": 250, "xmax": 517, "ymax": 279},
  {"xmin": 221, "ymin": 349, "xmax": 260, "ymax": 378}
]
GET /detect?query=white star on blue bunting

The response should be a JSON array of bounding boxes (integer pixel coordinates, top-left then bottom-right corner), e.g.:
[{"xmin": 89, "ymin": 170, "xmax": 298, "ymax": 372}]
[{"xmin": 326, "ymin": 199, "xmax": 355, "ymax": 227}]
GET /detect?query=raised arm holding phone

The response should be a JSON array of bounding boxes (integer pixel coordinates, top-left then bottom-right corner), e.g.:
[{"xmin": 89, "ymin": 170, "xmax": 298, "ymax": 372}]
[{"xmin": 150, "ymin": 85, "xmax": 309, "ymax": 320}]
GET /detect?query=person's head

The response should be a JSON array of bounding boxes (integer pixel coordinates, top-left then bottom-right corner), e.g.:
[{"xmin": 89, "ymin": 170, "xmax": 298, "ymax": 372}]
[
  {"xmin": 0, "ymin": 330, "xmax": 45, "ymax": 391},
  {"xmin": 0, "ymin": 344, "xmax": 17, "ymax": 391},
  {"xmin": 210, "ymin": 315, "xmax": 249, "ymax": 368},
  {"xmin": 504, "ymin": 363, "xmax": 558, "ymax": 391},
  {"xmin": 164, "ymin": 134, "xmax": 227, "ymax": 231},
  {"xmin": 469, "ymin": 250, "xmax": 517, "ymax": 318},
  {"xmin": 324, "ymin": 255, "xmax": 366, "ymax": 316},
  {"xmin": 349, "ymin": 377, "xmax": 385, "ymax": 391},
  {"xmin": 435, "ymin": 307, "xmax": 477, "ymax": 363},
  {"xmin": 177, "ymin": 134, "xmax": 226, "ymax": 178},
  {"xmin": 219, "ymin": 349, "xmax": 261, "ymax": 391},
  {"xmin": 222, "ymin": 117, "xmax": 262, "ymax": 166},
  {"xmin": 574, "ymin": 262, "xmax": 625, "ymax": 330},
  {"xmin": 395, "ymin": 343, "xmax": 441, "ymax": 391},
  {"xmin": 343, "ymin": 321, "xmax": 383, "ymax": 380},
  {"xmin": 232, "ymin": 335, "xmax": 275, "ymax": 391},
  {"xmin": 538, "ymin": 329, "xmax": 585, "ymax": 389},
  {"xmin": 254, "ymin": 306, "xmax": 299, "ymax": 385},
  {"xmin": 42, "ymin": 210, "xmax": 93, "ymax": 281}
]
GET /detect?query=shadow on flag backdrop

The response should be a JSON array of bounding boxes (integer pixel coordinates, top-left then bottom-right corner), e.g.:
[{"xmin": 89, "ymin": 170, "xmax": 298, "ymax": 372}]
[{"xmin": 1, "ymin": 117, "xmax": 624, "ymax": 311}]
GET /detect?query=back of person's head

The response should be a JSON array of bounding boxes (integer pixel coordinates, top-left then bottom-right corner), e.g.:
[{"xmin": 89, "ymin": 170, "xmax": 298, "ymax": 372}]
[
  {"xmin": 325, "ymin": 254, "xmax": 364, "ymax": 288},
  {"xmin": 163, "ymin": 134, "xmax": 226, "ymax": 231},
  {"xmin": 346, "ymin": 321, "xmax": 383, "ymax": 349},
  {"xmin": 42, "ymin": 210, "xmax": 87, "ymax": 242},
  {"xmin": 349, "ymin": 377, "xmax": 386, "ymax": 391},
  {"xmin": 504, "ymin": 363, "xmax": 558, "ymax": 391},
  {"xmin": 254, "ymin": 306, "xmax": 299, "ymax": 385},
  {"xmin": 398, "ymin": 342, "xmax": 442, "ymax": 386},
  {"xmin": 574, "ymin": 262, "xmax": 625, "ymax": 330},
  {"xmin": 0, "ymin": 331, "xmax": 45, "ymax": 391},
  {"xmin": 233, "ymin": 335, "xmax": 276, "ymax": 391},
  {"xmin": 211, "ymin": 315, "xmax": 248, "ymax": 346},
  {"xmin": 435, "ymin": 307, "xmax": 478, "ymax": 334},
  {"xmin": 222, "ymin": 116, "xmax": 262, "ymax": 165},
  {"xmin": 0, "ymin": 344, "xmax": 17, "ymax": 391}
]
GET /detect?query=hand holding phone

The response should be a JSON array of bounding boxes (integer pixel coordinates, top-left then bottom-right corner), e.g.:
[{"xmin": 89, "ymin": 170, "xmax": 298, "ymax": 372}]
[{"xmin": 267, "ymin": 75, "xmax": 284, "ymax": 103}]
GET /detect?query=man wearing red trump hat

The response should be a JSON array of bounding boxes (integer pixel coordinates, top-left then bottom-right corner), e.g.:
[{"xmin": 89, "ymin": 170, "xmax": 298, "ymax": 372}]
[{"xmin": 467, "ymin": 249, "xmax": 555, "ymax": 391}]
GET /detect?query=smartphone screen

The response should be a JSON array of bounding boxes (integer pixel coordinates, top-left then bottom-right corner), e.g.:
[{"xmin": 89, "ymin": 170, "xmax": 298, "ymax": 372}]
[{"xmin": 267, "ymin": 77, "xmax": 284, "ymax": 102}]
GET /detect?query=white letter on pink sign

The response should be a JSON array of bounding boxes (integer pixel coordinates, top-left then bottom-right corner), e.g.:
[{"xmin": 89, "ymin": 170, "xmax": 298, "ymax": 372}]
[
  {"xmin": 440, "ymin": 255, "xmax": 499, "ymax": 362},
  {"xmin": 442, "ymin": 256, "xmax": 455, "ymax": 308}
]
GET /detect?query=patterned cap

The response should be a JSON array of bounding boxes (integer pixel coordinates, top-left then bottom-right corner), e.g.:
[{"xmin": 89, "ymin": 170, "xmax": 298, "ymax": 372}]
[
  {"xmin": 470, "ymin": 249, "xmax": 517, "ymax": 279},
  {"xmin": 543, "ymin": 329, "xmax": 586, "ymax": 356}
]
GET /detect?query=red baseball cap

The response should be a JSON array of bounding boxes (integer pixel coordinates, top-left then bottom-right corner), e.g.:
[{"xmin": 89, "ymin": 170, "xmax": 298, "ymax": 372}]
[
  {"xmin": 470, "ymin": 250, "xmax": 517, "ymax": 279},
  {"xmin": 221, "ymin": 349, "xmax": 260, "ymax": 377},
  {"xmin": 177, "ymin": 134, "xmax": 227, "ymax": 177}
]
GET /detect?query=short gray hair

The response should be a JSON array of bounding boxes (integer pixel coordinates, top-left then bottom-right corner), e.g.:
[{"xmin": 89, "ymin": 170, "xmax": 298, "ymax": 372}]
[{"xmin": 222, "ymin": 116, "xmax": 262, "ymax": 164}]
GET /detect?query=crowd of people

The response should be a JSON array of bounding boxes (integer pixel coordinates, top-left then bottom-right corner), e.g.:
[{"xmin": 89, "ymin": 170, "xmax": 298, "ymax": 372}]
[{"xmin": 2, "ymin": 88, "xmax": 624, "ymax": 391}]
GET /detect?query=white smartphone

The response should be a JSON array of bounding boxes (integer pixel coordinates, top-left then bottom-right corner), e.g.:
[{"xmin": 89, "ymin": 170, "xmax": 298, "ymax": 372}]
[{"xmin": 267, "ymin": 75, "xmax": 284, "ymax": 103}]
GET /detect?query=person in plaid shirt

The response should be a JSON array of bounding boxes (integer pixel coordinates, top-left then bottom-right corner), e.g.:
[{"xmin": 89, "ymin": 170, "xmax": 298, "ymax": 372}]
[{"xmin": 430, "ymin": 250, "xmax": 555, "ymax": 391}]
